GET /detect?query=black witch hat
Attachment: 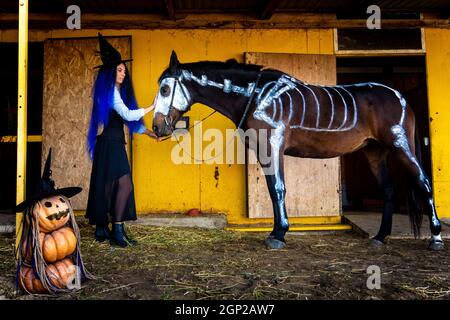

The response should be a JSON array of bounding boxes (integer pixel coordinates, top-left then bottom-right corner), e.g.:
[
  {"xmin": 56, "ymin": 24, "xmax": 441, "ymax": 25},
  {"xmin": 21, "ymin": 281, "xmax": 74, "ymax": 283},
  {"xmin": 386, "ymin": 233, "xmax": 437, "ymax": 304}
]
[
  {"xmin": 15, "ymin": 148, "xmax": 82, "ymax": 212},
  {"xmin": 94, "ymin": 33, "xmax": 132, "ymax": 69}
]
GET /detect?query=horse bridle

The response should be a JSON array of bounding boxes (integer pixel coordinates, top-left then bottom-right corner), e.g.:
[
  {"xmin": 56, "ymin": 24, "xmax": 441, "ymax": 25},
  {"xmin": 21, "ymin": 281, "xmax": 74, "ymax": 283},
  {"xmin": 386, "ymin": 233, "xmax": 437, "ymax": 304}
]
[
  {"xmin": 164, "ymin": 77, "xmax": 191, "ymax": 133},
  {"xmin": 163, "ymin": 72, "xmax": 262, "ymax": 135}
]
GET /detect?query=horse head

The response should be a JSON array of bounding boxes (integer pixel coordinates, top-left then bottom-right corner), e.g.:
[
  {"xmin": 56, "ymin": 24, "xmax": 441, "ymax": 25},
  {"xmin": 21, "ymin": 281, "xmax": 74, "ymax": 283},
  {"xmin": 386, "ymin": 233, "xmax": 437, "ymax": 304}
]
[{"xmin": 152, "ymin": 51, "xmax": 193, "ymax": 137}]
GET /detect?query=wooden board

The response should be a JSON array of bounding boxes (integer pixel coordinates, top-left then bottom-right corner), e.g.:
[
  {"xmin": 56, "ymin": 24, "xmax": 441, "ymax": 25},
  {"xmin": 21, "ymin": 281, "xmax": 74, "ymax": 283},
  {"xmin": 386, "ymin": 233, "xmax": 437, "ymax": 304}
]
[
  {"xmin": 246, "ymin": 52, "xmax": 341, "ymax": 218},
  {"xmin": 42, "ymin": 36, "xmax": 131, "ymax": 210},
  {"xmin": 2, "ymin": 13, "xmax": 449, "ymax": 30}
]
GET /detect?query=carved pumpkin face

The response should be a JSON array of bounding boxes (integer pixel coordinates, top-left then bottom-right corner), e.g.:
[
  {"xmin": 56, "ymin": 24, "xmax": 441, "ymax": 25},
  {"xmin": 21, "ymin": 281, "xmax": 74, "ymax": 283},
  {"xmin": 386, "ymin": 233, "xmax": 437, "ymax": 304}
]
[{"xmin": 33, "ymin": 196, "xmax": 70, "ymax": 233}]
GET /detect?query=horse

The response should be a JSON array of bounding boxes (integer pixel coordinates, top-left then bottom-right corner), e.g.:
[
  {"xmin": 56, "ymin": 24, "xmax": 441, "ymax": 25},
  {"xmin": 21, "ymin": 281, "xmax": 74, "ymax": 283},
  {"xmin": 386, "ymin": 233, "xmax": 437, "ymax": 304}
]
[{"xmin": 151, "ymin": 51, "xmax": 444, "ymax": 251}]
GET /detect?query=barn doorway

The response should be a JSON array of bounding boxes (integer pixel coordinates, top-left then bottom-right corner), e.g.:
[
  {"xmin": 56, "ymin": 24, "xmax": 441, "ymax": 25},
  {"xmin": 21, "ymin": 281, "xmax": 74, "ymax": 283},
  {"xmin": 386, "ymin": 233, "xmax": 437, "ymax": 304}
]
[
  {"xmin": 0, "ymin": 42, "xmax": 43, "ymax": 213},
  {"xmin": 337, "ymin": 56, "xmax": 431, "ymax": 214}
]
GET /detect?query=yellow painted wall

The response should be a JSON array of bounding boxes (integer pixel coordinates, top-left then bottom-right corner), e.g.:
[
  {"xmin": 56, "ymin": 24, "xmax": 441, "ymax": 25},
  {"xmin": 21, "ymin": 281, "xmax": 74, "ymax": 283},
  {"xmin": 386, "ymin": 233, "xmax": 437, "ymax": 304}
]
[
  {"xmin": 138, "ymin": 29, "xmax": 335, "ymax": 226},
  {"xmin": 2, "ymin": 28, "xmax": 338, "ymax": 225},
  {"xmin": 425, "ymin": 29, "xmax": 450, "ymax": 219}
]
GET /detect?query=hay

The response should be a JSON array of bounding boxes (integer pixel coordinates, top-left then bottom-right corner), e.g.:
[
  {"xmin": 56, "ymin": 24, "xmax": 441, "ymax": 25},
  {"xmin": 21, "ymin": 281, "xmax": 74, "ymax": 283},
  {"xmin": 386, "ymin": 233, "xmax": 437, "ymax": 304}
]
[{"xmin": 1, "ymin": 222, "xmax": 450, "ymax": 300}]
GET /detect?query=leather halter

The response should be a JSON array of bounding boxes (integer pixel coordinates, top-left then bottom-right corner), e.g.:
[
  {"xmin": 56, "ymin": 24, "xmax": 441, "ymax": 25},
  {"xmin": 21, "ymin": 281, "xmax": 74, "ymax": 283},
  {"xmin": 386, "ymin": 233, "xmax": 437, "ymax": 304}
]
[
  {"xmin": 163, "ymin": 72, "xmax": 262, "ymax": 134},
  {"xmin": 164, "ymin": 77, "xmax": 191, "ymax": 133}
]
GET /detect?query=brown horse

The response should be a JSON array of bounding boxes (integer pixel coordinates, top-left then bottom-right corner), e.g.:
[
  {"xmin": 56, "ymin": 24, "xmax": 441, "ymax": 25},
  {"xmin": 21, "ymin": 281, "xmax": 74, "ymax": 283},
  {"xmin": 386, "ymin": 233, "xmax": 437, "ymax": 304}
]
[{"xmin": 152, "ymin": 51, "xmax": 444, "ymax": 251}]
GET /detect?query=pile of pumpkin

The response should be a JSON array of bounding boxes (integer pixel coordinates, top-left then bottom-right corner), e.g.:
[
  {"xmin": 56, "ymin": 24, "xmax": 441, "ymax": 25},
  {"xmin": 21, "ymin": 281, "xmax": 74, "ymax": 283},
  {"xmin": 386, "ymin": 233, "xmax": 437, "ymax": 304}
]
[{"xmin": 18, "ymin": 196, "xmax": 81, "ymax": 294}]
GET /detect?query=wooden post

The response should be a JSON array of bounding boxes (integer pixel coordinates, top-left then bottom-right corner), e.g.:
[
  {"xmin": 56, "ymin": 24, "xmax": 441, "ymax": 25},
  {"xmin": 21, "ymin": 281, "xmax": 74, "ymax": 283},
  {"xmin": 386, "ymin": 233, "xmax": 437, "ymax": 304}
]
[{"xmin": 16, "ymin": 0, "xmax": 28, "ymax": 252}]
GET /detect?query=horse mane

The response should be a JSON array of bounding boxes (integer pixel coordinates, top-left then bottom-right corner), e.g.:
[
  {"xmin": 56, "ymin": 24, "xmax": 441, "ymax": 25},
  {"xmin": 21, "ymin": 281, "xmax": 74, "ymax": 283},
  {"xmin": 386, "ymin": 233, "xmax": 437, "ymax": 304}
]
[
  {"xmin": 159, "ymin": 58, "xmax": 285, "ymax": 85},
  {"xmin": 158, "ymin": 58, "xmax": 293, "ymax": 88},
  {"xmin": 183, "ymin": 59, "xmax": 263, "ymax": 73}
]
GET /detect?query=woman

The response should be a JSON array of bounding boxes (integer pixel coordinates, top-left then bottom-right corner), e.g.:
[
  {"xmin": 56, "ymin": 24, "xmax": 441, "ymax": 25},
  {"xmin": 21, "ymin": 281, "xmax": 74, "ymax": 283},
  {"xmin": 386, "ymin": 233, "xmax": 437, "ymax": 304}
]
[{"xmin": 86, "ymin": 33, "xmax": 159, "ymax": 247}]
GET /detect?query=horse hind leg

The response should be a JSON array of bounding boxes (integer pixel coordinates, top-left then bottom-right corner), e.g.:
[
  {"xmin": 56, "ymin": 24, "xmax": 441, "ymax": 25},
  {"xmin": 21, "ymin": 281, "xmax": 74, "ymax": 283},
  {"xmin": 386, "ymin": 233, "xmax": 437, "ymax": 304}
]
[
  {"xmin": 362, "ymin": 145, "xmax": 393, "ymax": 247},
  {"xmin": 390, "ymin": 125, "xmax": 444, "ymax": 250}
]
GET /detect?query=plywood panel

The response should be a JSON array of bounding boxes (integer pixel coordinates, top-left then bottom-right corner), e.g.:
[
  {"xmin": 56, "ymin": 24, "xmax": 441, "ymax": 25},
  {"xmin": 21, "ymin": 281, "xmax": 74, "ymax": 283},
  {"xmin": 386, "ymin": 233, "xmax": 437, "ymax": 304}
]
[
  {"xmin": 246, "ymin": 52, "xmax": 341, "ymax": 217},
  {"xmin": 42, "ymin": 37, "xmax": 131, "ymax": 210}
]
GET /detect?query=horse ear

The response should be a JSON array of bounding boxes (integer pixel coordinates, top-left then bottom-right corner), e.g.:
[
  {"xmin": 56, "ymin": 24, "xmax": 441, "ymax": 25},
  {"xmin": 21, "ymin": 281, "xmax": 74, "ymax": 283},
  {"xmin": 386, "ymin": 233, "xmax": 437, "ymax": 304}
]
[{"xmin": 170, "ymin": 50, "xmax": 179, "ymax": 72}]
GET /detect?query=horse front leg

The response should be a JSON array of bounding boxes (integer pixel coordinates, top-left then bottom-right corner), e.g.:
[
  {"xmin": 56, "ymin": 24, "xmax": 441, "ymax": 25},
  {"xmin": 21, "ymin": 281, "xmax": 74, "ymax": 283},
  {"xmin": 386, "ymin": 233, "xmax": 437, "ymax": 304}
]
[
  {"xmin": 263, "ymin": 173, "xmax": 289, "ymax": 249},
  {"xmin": 260, "ymin": 127, "xmax": 289, "ymax": 249}
]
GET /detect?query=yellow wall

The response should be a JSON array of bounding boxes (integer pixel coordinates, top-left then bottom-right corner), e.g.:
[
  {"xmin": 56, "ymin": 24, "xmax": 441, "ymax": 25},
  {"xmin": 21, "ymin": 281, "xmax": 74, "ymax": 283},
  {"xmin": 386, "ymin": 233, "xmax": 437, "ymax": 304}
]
[
  {"xmin": 135, "ymin": 29, "xmax": 335, "ymax": 226},
  {"xmin": 425, "ymin": 29, "xmax": 450, "ymax": 219},
  {"xmin": 1, "ymin": 28, "xmax": 338, "ymax": 225},
  {"xmin": 3, "ymin": 27, "xmax": 447, "ymax": 223}
]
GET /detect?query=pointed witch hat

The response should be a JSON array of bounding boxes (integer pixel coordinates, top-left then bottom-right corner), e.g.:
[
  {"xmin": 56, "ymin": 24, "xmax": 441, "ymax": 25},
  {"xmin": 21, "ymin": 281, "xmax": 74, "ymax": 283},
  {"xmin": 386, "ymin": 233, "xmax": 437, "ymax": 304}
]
[
  {"xmin": 15, "ymin": 148, "xmax": 82, "ymax": 212},
  {"xmin": 93, "ymin": 33, "xmax": 132, "ymax": 69}
]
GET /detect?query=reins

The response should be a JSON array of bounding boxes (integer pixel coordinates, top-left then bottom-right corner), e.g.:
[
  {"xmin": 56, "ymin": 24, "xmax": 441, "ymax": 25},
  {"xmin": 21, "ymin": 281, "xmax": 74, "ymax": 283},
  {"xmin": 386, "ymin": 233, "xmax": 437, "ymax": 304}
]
[{"xmin": 159, "ymin": 110, "xmax": 217, "ymax": 142}]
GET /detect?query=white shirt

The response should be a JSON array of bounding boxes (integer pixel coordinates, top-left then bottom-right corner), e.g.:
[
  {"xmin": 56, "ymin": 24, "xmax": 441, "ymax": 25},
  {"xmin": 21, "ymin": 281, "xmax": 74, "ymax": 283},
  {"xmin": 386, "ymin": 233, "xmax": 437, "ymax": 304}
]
[{"xmin": 113, "ymin": 86, "xmax": 146, "ymax": 133}]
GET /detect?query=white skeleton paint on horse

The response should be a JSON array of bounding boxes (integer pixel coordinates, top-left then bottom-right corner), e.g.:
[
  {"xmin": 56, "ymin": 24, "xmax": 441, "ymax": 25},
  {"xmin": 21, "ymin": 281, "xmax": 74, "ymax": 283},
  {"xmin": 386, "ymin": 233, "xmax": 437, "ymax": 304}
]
[{"xmin": 151, "ymin": 51, "xmax": 444, "ymax": 251}]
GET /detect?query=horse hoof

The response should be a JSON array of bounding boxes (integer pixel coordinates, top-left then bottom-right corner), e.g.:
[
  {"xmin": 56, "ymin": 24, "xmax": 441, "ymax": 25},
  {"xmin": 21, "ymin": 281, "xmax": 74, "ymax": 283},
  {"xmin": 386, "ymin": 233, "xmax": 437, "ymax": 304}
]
[
  {"xmin": 369, "ymin": 238, "xmax": 384, "ymax": 248},
  {"xmin": 264, "ymin": 236, "xmax": 286, "ymax": 250},
  {"xmin": 428, "ymin": 240, "xmax": 444, "ymax": 251}
]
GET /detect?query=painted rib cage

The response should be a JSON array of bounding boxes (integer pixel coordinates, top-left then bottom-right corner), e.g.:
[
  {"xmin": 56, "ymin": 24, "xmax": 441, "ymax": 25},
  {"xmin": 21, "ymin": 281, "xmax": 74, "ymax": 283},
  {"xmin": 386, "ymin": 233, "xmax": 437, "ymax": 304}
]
[
  {"xmin": 256, "ymin": 75, "xmax": 358, "ymax": 132},
  {"xmin": 177, "ymin": 69, "xmax": 406, "ymax": 132}
]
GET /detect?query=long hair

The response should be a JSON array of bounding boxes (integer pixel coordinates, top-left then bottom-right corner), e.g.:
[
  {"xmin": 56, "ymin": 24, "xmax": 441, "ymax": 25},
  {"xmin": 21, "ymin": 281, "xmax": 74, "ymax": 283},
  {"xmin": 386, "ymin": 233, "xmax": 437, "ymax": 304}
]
[{"xmin": 87, "ymin": 64, "xmax": 144, "ymax": 159}]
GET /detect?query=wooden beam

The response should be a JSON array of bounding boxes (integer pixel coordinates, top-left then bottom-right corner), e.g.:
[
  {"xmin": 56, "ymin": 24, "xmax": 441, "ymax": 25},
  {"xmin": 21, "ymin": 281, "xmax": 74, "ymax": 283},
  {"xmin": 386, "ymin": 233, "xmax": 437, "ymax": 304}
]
[
  {"xmin": 259, "ymin": 0, "xmax": 278, "ymax": 20},
  {"xmin": 16, "ymin": 0, "xmax": 28, "ymax": 255},
  {"xmin": 1, "ymin": 135, "xmax": 43, "ymax": 143},
  {"xmin": 0, "ymin": 13, "xmax": 449, "ymax": 30},
  {"xmin": 164, "ymin": 0, "xmax": 176, "ymax": 21}
]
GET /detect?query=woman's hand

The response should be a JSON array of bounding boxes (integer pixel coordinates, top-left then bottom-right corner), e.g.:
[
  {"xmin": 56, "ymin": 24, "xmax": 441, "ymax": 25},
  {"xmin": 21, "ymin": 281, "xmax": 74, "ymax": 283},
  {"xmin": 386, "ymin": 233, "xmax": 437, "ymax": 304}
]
[
  {"xmin": 144, "ymin": 129, "xmax": 162, "ymax": 142},
  {"xmin": 144, "ymin": 104, "xmax": 155, "ymax": 115}
]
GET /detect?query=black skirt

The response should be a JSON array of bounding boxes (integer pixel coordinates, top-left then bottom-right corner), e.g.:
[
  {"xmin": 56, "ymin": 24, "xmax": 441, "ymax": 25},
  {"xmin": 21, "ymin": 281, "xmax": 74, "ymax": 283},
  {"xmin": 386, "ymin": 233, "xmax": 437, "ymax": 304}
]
[{"xmin": 85, "ymin": 113, "xmax": 137, "ymax": 225}]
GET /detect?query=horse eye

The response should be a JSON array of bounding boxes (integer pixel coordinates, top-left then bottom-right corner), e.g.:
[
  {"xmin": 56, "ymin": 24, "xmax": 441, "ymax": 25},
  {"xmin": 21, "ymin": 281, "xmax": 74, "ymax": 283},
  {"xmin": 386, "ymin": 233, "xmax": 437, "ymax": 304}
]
[
  {"xmin": 59, "ymin": 197, "xmax": 66, "ymax": 203},
  {"xmin": 160, "ymin": 85, "xmax": 170, "ymax": 97},
  {"xmin": 44, "ymin": 201, "xmax": 52, "ymax": 208}
]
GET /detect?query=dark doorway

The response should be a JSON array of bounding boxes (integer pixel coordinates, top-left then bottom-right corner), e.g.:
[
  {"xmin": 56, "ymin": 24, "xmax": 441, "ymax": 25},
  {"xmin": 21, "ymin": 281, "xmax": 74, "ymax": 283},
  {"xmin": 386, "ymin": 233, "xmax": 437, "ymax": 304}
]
[
  {"xmin": 0, "ymin": 42, "xmax": 43, "ymax": 212},
  {"xmin": 337, "ymin": 56, "xmax": 431, "ymax": 213}
]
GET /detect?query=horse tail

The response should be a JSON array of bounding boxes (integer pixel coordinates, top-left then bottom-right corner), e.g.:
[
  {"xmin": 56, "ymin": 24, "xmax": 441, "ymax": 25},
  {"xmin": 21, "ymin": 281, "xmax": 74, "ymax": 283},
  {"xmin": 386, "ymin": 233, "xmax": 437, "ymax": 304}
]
[{"xmin": 405, "ymin": 123, "xmax": 424, "ymax": 238}]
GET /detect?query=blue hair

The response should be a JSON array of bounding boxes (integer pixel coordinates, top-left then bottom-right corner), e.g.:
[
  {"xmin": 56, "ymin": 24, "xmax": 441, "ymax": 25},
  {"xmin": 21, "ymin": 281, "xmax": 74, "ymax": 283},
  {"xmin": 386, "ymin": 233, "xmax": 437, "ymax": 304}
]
[{"xmin": 87, "ymin": 64, "xmax": 144, "ymax": 159}]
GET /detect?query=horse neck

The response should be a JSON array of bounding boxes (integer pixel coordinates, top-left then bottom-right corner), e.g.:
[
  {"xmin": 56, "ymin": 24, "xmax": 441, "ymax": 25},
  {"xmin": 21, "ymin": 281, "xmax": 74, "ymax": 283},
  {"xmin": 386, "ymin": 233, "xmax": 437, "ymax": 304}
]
[{"xmin": 181, "ymin": 68, "xmax": 259, "ymax": 126}]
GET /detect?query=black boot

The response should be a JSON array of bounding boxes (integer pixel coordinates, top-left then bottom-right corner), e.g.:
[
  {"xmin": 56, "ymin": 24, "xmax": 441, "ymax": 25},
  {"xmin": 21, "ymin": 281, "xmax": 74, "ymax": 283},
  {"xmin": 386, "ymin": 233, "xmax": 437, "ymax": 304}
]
[
  {"xmin": 94, "ymin": 224, "xmax": 110, "ymax": 242},
  {"xmin": 110, "ymin": 223, "xmax": 130, "ymax": 248},
  {"xmin": 122, "ymin": 225, "xmax": 138, "ymax": 246}
]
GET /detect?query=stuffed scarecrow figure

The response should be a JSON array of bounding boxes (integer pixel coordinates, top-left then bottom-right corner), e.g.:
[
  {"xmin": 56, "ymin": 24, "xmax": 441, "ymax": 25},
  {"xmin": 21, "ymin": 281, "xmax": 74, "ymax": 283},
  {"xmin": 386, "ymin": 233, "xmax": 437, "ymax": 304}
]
[{"xmin": 15, "ymin": 148, "xmax": 94, "ymax": 294}]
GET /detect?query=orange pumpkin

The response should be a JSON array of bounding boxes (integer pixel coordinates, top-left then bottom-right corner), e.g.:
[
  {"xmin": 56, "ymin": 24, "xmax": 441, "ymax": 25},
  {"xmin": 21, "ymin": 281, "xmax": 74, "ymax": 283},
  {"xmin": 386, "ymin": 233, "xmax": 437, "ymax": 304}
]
[
  {"xmin": 19, "ymin": 265, "xmax": 47, "ymax": 294},
  {"xmin": 22, "ymin": 227, "xmax": 77, "ymax": 263},
  {"xmin": 42, "ymin": 227, "xmax": 77, "ymax": 263},
  {"xmin": 33, "ymin": 196, "xmax": 70, "ymax": 233},
  {"xmin": 46, "ymin": 258, "xmax": 76, "ymax": 289},
  {"xmin": 19, "ymin": 258, "xmax": 76, "ymax": 293}
]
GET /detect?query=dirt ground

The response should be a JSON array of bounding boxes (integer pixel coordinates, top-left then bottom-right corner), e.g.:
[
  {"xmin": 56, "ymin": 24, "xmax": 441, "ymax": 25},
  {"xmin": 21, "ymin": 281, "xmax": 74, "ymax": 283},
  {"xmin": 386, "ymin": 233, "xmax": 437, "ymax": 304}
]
[{"xmin": 0, "ymin": 220, "xmax": 449, "ymax": 300}]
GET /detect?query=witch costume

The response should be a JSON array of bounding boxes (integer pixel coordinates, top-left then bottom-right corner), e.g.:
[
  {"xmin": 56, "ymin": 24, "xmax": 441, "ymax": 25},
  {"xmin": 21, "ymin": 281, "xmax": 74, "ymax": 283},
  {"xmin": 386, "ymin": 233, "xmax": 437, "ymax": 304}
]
[{"xmin": 86, "ymin": 33, "xmax": 147, "ymax": 247}]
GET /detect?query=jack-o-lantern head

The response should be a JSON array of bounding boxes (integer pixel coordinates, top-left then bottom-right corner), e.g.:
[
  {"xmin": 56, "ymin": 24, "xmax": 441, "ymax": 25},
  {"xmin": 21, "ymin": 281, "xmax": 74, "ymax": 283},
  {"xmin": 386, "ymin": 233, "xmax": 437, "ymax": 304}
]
[
  {"xmin": 15, "ymin": 148, "xmax": 82, "ymax": 213},
  {"xmin": 15, "ymin": 148, "xmax": 92, "ymax": 295},
  {"xmin": 33, "ymin": 195, "xmax": 71, "ymax": 233}
]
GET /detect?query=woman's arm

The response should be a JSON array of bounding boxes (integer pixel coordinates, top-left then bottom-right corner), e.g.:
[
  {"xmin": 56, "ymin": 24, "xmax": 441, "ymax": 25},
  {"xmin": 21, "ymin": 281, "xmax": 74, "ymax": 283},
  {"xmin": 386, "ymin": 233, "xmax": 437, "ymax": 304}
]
[{"xmin": 113, "ymin": 87, "xmax": 154, "ymax": 121}]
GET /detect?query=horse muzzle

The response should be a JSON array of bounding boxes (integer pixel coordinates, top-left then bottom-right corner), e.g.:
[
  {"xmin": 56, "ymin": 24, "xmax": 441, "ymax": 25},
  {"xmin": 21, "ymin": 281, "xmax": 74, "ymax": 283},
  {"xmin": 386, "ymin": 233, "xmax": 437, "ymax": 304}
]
[{"xmin": 152, "ymin": 112, "xmax": 174, "ymax": 137}]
